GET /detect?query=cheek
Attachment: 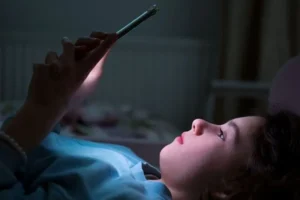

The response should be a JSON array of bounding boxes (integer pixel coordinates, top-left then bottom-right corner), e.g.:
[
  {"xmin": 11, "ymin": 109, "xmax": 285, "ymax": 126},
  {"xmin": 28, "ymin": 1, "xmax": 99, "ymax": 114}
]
[
  {"xmin": 161, "ymin": 137, "xmax": 223, "ymax": 165},
  {"xmin": 228, "ymin": 143, "xmax": 253, "ymax": 168},
  {"xmin": 160, "ymin": 139, "xmax": 230, "ymax": 189},
  {"xmin": 161, "ymin": 138, "xmax": 226, "ymax": 173}
]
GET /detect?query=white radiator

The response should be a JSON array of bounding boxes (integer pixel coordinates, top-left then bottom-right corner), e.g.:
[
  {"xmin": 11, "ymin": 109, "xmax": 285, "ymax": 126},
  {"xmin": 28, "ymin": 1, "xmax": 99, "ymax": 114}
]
[{"xmin": 0, "ymin": 32, "xmax": 214, "ymax": 129}]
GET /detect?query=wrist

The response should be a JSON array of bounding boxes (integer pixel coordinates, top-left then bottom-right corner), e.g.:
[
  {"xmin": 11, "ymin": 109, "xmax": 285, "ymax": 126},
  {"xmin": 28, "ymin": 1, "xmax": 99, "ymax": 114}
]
[
  {"xmin": 2, "ymin": 101, "xmax": 66, "ymax": 152},
  {"xmin": 23, "ymin": 99, "xmax": 67, "ymax": 117}
]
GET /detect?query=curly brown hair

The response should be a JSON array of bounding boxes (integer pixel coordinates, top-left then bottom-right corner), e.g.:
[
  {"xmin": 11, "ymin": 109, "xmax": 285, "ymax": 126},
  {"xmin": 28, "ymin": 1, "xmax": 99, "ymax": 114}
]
[{"xmin": 200, "ymin": 111, "xmax": 300, "ymax": 200}]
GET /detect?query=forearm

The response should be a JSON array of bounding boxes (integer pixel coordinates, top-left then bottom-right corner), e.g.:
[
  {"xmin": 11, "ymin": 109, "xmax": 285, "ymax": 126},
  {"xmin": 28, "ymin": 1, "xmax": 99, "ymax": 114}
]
[{"xmin": 1, "ymin": 102, "xmax": 65, "ymax": 152}]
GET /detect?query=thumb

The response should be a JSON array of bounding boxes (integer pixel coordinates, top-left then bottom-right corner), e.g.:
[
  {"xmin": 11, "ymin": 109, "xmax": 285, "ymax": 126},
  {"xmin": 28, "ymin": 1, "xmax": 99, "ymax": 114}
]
[
  {"xmin": 81, "ymin": 33, "xmax": 117, "ymax": 73},
  {"xmin": 61, "ymin": 37, "xmax": 75, "ymax": 64}
]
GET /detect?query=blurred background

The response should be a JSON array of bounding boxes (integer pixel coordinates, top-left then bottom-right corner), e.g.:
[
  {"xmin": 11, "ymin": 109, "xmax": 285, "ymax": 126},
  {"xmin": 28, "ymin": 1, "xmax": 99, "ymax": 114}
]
[{"xmin": 0, "ymin": 0, "xmax": 299, "ymax": 147}]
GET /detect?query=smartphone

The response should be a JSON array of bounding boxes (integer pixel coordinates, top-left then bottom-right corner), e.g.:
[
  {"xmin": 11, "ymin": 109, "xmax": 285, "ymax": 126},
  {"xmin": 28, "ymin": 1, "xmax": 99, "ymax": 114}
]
[{"xmin": 116, "ymin": 4, "xmax": 159, "ymax": 39}]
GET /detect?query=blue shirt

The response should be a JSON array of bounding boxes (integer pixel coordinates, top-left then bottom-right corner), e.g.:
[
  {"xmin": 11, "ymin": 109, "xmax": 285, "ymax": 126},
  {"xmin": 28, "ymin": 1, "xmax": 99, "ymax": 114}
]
[{"xmin": 0, "ymin": 126, "xmax": 171, "ymax": 199}]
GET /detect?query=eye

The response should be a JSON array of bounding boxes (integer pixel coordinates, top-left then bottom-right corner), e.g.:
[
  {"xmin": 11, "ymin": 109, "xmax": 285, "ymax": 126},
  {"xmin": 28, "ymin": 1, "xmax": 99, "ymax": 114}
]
[{"xmin": 218, "ymin": 129, "xmax": 225, "ymax": 141}]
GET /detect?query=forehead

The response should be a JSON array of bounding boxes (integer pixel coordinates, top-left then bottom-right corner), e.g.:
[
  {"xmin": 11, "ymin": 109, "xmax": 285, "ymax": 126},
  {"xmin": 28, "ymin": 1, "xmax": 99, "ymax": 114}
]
[
  {"xmin": 233, "ymin": 116, "xmax": 265, "ymax": 124},
  {"xmin": 230, "ymin": 116, "xmax": 265, "ymax": 136}
]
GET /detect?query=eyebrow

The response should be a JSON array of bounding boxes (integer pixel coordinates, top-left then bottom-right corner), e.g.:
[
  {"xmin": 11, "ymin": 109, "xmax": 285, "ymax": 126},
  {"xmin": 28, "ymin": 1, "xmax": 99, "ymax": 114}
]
[{"xmin": 228, "ymin": 120, "xmax": 240, "ymax": 144}]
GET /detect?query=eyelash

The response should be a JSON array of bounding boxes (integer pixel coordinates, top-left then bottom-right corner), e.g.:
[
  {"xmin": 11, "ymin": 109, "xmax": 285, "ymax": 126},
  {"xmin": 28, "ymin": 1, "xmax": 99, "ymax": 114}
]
[{"xmin": 218, "ymin": 129, "xmax": 225, "ymax": 141}]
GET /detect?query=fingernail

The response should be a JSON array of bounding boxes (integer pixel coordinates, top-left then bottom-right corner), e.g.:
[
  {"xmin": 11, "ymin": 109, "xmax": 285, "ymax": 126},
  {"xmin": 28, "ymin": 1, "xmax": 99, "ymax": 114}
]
[{"xmin": 62, "ymin": 37, "xmax": 71, "ymax": 43}]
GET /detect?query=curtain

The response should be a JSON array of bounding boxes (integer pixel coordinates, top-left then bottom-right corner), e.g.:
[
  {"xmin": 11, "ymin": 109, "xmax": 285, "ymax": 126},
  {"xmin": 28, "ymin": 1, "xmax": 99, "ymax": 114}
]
[{"xmin": 215, "ymin": 0, "xmax": 300, "ymax": 123}]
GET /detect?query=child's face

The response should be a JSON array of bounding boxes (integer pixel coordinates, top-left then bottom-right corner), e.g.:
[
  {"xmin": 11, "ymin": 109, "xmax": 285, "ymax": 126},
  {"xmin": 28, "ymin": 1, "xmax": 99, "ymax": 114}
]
[{"xmin": 159, "ymin": 116, "xmax": 265, "ymax": 196}]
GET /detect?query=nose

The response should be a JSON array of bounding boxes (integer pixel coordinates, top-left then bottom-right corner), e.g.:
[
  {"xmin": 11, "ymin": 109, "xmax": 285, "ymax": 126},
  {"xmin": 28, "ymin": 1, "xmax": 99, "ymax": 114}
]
[{"xmin": 191, "ymin": 119, "xmax": 208, "ymax": 135}]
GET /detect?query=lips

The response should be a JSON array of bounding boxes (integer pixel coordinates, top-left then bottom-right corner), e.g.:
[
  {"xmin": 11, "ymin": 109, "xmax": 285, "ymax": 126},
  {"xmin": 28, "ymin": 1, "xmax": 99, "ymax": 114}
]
[{"xmin": 177, "ymin": 135, "xmax": 184, "ymax": 144}]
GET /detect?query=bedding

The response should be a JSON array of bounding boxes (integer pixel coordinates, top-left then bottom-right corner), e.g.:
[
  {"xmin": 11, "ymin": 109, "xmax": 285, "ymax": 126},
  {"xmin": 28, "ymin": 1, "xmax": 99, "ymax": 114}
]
[{"xmin": 0, "ymin": 101, "xmax": 180, "ymax": 143}]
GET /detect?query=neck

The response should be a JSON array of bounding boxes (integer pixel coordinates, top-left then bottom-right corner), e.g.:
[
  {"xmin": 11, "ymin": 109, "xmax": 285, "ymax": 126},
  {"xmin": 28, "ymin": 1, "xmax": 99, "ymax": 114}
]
[{"xmin": 157, "ymin": 179, "xmax": 200, "ymax": 200}]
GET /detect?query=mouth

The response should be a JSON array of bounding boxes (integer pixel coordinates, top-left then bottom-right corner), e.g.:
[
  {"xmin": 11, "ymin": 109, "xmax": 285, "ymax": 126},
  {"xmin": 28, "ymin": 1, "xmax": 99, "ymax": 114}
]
[{"xmin": 176, "ymin": 135, "xmax": 184, "ymax": 144}]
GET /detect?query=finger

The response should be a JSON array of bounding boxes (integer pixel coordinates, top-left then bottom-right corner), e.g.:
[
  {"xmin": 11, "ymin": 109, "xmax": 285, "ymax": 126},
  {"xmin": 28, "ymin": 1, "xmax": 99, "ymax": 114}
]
[
  {"xmin": 59, "ymin": 46, "xmax": 87, "ymax": 61},
  {"xmin": 61, "ymin": 37, "xmax": 75, "ymax": 64},
  {"xmin": 45, "ymin": 51, "xmax": 59, "ymax": 64},
  {"xmin": 100, "ymin": 48, "xmax": 112, "ymax": 64},
  {"xmin": 75, "ymin": 37, "xmax": 101, "ymax": 47},
  {"xmin": 75, "ymin": 37, "xmax": 101, "ymax": 59},
  {"xmin": 102, "ymin": 50, "xmax": 110, "ymax": 60},
  {"xmin": 75, "ymin": 45, "xmax": 88, "ymax": 51},
  {"xmin": 49, "ymin": 62, "xmax": 64, "ymax": 80},
  {"xmin": 58, "ymin": 46, "xmax": 86, "ymax": 62},
  {"xmin": 89, "ymin": 32, "xmax": 108, "ymax": 40},
  {"xmin": 81, "ymin": 33, "xmax": 117, "ymax": 71},
  {"xmin": 75, "ymin": 45, "xmax": 89, "ymax": 60},
  {"xmin": 32, "ymin": 63, "xmax": 50, "ymax": 81}
]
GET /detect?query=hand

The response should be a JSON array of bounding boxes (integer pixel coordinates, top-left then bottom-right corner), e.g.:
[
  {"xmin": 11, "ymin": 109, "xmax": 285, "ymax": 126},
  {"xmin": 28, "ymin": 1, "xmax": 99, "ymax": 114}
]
[
  {"xmin": 70, "ymin": 32, "xmax": 113, "ymax": 108},
  {"xmin": 26, "ymin": 32, "xmax": 117, "ymax": 112}
]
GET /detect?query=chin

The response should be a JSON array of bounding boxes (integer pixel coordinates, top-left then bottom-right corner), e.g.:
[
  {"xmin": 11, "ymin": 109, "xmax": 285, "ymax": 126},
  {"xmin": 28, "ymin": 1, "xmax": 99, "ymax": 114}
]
[
  {"xmin": 159, "ymin": 145, "xmax": 176, "ymax": 170},
  {"xmin": 158, "ymin": 147, "xmax": 165, "ymax": 166},
  {"xmin": 159, "ymin": 144, "xmax": 170, "ymax": 159}
]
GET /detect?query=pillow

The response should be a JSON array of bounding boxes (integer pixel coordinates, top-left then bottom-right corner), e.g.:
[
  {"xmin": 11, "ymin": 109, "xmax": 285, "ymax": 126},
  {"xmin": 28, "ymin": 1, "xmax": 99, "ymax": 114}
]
[{"xmin": 269, "ymin": 56, "xmax": 300, "ymax": 116}]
